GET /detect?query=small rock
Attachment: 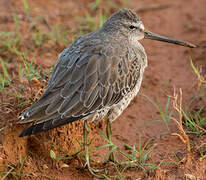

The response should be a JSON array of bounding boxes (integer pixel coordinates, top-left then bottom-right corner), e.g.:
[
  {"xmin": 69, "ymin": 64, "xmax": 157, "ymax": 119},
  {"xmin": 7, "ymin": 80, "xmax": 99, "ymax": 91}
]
[
  {"xmin": 185, "ymin": 174, "xmax": 196, "ymax": 180},
  {"xmin": 61, "ymin": 163, "xmax": 69, "ymax": 168}
]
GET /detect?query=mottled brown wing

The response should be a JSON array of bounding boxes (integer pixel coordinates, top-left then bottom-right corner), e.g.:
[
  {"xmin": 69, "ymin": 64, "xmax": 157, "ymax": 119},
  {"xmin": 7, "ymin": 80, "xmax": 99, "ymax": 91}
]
[{"xmin": 19, "ymin": 37, "xmax": 139, "ymax": 137}]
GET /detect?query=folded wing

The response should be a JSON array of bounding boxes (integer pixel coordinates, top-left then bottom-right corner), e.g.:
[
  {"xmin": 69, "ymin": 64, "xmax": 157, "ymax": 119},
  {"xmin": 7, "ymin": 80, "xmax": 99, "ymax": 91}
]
[{"xmin": 19, "ymin": 36, "xmax": 139, "ymax": 137}]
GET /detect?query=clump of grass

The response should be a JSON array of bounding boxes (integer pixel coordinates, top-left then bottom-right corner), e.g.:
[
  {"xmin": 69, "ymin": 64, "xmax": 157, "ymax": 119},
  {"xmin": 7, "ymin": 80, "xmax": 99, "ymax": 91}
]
[
  {"xmin": 140, "ymin": 94, "xmax": 173, "ymax": 133},
  {"xmin": 0, "ymin": 30, "xmax": 21, "ymax": 58},
  {"xmin": 0, "ymin": 165, "xmax": 17, "ymax": 180},
  {"xmin": 48, "ymin": 127, "xmax": 157, "ymax": 179},
  {"xmin": 0, "ymin": 49, "xmax": 42, "ymax": 107},
  {"xmin": 97, "ymin": 129, "xmax": 154, "ymax": 178},
  {"xmin": 77, "ymin": 0, "xmax": 123, "ymax": 35},
  {"xmin": 197, "ymin": 143, "xmax": 206, "ymax": 162},
  {"xmin": 180, "ymin": 60, "xmax": 206, "ymax": 135},
  {"xmin": 0, "ymin": 58, "xmax": 11, "ymax": 89},
  {"xmin": 78, "ymin": 11, "xmax": 107, "ymax": 34},
  {"xmin": 97, "ymin": 128, "xmax": 178, "ymax": 179},
  {"xmin": 46, "ymin": 126, "xmax": 155, "ymax": 178},
  {"xmin": 22, "ymin": 0, "xmax": 31, "ymax": 21},
  {"xmin": 0, "ymin": 13, "xmax": 23, "ymax": 58},
  {"xmin": 189, "ymin": 59, "xmax": 206, "ymax": 102},
  {"xmin": 0, "ymin": 157, "xmax": 32, "ymax": 179},
  {"xmin": 182, "ymin": 106, "xmax": 206, "ymax": 135},
  {"xmin": 190, "ymin": 59, "xmax": 206, "ymax": 89},
  {"xmin": 19, "ymin": 53, "xmax": 41, "ymax": 81},
  {"xmin": 49, "ymin": 24, "xmax": 70, "ymax": 46},
  {"xmin": 89, "ymin": 0, "xmax": 101, "ymax": 10}
]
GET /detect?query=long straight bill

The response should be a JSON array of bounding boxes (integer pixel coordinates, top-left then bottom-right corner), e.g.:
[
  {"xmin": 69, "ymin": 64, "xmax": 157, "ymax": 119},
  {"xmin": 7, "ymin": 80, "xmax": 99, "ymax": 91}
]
[{"xmin": 144, "ymin": 30, "xmax": 196, "ymax": 48}]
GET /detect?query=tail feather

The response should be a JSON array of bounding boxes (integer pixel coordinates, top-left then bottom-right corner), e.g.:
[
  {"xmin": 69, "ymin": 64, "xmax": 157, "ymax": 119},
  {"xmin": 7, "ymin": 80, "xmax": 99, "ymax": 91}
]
[
  {"xmin": 19, "ymin": 105, "xmax": 49, "ymax": 123},
  {"xmin": 19, "ymin": 90, "xmax": 60, "ymax": 122},
  {"xmin": 19, "ymin": 116, "xmax": 83, "ymax": 137}
]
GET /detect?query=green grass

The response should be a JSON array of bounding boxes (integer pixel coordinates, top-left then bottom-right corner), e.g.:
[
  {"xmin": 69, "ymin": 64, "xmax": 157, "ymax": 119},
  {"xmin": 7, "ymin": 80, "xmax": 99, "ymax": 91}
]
[
  {"xmin": 0, "ymin": 58, "xmax": 11, "ymax": 89},
  {"xmin": 140, "ymin": 94, "xmax": 173, "ymax": 133},
  {"xmin": 0, "ymin": 0, "xmax": 70, "ymax": 58},
  {"xmin": 0, "ymin": 31, "xmax": 21, "ymax": 57},
  {"xmin": 0, "ymin": 49, "xmax": 42, "ymax": 106},
  {"xmin": 98, "ymin": 129, "xmax": 154, "ymax": 178},
  {"xmin": 0, "ymin": 0, "xmax": 70, "ymax": 106},
  {"xmin": 0, "ymin": 165, "xmax": 17, "ymax": 180},
  {"xmin": 0, "ymin": 14, "xmax": 22, "ymax": 58},
  {"xmin": 0, "ymin": 157, "xmax": 32, "ymax": 179},
  {"xmin": 182, "ymin": 105, "xmax": 206, "ymax": 135},
  {"xmin": 190, "ymin": 59, "xmax": 204, "ymax": 83},
  {"xmin": 78, "ymin": 12, "xmax": 107, "ymax": 35},
  {"xmin": 20, "ymin": 53, "xmax": 41, "ymax": 81},
  {"xmin": 97, "ymin": 129, "xmax": 178, "ymax": 179},
  {"xmin": 197, "ymin": 143, "xmax": 206, "ymax": 162},
  {"xmin": 49, "ymin": 24, "xmax": 70, "ymax": 46},
  {"xmin": 48, "ymin": 127, "xmax": 158, "ymax": 179},
  {"xmin": 77, "ymin": 0, "xmax": 119, "ymax": 35},
  {"xmin": 47, "ymin": 125, "xmax": 172, "ymax": 179},
  {"xmin": 190, "ymin": 59, "xmax": 206, "ymax": 100},
  {"xmin": 0, "ymin": 0, "xmax": 205, "ymax": 179},
  {"xmin": 181, "ymin": 60, "xmax": 206, "ymax": 135},
  {"xmin": 22, "ymin": 0, "xmax": 31, "ymax": 21},
  {"xmin": 89, "ymin": 0, "xmax": 101, "ymax": 10}
]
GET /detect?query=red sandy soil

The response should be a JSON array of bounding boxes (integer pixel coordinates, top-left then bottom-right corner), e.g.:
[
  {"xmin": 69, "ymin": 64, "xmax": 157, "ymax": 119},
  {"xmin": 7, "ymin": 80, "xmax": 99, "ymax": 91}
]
[{"xmin": 0, "ymin": 0, "xmax": 206, "ymax": 179}]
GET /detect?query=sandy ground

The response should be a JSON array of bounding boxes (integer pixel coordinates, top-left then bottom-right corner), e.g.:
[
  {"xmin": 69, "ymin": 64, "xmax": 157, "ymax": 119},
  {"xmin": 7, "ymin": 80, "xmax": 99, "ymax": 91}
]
[{"xmin": 0, "ymin": 0, "xmax": 206, "ymax": 179}]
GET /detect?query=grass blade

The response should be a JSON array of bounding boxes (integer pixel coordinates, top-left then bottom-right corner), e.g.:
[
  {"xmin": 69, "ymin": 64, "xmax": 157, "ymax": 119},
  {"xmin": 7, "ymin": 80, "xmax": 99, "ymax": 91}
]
[
  {"xmin": 104, "ymin": 145, "xmax": 118, "ymax": 159},
  {"xmin": 0, "ymin": 58, "xmax": 11, "ymax": 81}
]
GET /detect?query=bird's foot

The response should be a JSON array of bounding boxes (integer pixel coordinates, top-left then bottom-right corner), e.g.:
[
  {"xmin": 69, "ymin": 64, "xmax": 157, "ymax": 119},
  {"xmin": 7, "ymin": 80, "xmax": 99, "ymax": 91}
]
[{"xmin": 84, "ymin": 161, "xmax": 105, "ymax": 178}]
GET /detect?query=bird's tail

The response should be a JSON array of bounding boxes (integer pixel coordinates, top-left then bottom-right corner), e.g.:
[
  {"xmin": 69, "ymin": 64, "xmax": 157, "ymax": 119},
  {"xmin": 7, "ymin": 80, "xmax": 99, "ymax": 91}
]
[{"xmin": 19, "ymin": 116, "xmax": 82, "ymax": 137}]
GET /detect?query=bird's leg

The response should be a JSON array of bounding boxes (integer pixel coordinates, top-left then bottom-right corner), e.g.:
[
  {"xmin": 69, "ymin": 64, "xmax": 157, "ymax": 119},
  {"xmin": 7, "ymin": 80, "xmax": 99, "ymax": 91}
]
[
  {"xmin": 83, "ymin": 120, "xmax": 104, "ymax": 178},
  {"xmin": 106, "ymin": 119, "xmax": 115, "ymax": 162}
]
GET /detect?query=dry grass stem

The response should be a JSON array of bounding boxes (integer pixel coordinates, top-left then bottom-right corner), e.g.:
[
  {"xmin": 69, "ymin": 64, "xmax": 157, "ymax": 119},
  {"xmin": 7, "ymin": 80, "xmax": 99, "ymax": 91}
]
[{"xmin": 171, "ymin": 88, "xmax": 191, "ymax": 160}]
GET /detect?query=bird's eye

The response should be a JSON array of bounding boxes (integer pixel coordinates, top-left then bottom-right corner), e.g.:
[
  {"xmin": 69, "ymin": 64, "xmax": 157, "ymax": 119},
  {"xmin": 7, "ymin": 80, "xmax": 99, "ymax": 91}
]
[{"xmin": 129, "ymin": 25, "xmax": 136, "ymax": 30}]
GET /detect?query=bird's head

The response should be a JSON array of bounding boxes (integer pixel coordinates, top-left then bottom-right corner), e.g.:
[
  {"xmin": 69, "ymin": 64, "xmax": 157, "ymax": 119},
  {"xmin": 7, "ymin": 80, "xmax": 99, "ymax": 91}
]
[{"xmin": 102, "ymin": 8, "xmax": 196, "ymax": 48}]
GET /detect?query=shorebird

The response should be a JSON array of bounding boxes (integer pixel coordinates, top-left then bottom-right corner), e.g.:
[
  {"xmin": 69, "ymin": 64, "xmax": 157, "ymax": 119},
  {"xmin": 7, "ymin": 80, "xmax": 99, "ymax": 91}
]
[{"xmin": 19, "ymin": 8, "xmax": 195, "ymax": 177}]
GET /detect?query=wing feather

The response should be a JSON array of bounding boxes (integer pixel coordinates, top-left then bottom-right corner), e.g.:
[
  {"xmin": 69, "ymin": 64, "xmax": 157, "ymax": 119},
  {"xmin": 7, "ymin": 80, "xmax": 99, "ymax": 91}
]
[
  {"xmin": 84, "ymin": 85, "xmax": 99, "ymax": 108},
  {"xmin": 61, "ymin": 80, "xmax": 82, "ymax": 98},
  {"xmin": 45, "ymin": 94, "xmax": 64, "ymax": 115}
]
